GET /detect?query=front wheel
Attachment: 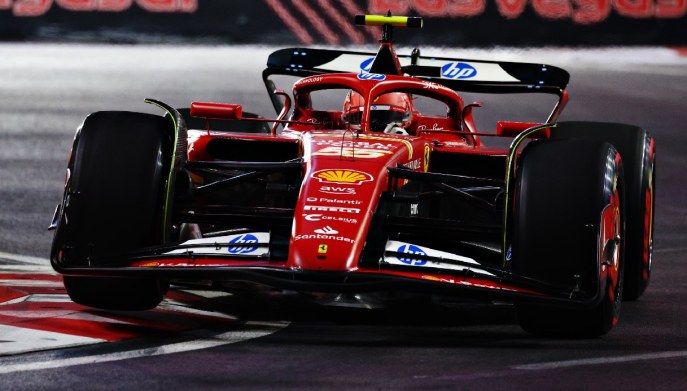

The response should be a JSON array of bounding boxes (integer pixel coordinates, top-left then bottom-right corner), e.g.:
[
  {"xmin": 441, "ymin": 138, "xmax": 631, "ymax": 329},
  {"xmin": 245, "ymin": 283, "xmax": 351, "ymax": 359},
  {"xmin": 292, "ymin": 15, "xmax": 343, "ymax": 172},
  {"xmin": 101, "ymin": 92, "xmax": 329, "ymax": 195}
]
[
  {"xmin": 513, "ymin": 139, "xmax": 625, "ymax": 337},
  {"xmin": 51, "ymin": 111, "xmax": 174, "ymax": 310},
  {"xmin": 63, "ymin": 276, "xmax": 169, "ymax": 311}
]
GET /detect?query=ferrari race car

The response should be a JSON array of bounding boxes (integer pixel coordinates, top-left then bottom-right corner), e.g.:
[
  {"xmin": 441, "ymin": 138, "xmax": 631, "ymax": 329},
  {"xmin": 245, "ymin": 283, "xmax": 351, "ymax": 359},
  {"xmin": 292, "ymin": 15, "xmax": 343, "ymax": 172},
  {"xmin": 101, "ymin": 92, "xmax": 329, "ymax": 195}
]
[{"xmin": 49, "ymin": 15, "xmax": 655, "ymax": 337}]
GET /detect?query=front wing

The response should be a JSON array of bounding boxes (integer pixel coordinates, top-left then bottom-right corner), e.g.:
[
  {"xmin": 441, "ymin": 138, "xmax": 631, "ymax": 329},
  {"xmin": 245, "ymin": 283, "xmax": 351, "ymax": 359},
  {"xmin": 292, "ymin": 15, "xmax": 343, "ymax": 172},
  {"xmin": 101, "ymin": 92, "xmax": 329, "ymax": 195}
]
[{"xmin": 51, "ymin": 244, "xmax": 606, "ymax": 310}]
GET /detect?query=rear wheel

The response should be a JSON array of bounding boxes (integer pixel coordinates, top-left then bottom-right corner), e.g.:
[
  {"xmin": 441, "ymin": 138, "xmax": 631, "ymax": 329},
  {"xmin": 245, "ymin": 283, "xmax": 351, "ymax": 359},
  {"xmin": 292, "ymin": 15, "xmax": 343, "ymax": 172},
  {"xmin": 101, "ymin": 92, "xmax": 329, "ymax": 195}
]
[
  {"xmin": 553, "ymin": 122, "xmax": 654, "ymax": 300},
  {"xmin": 51, "ymin": 111, "xmax": 173, "ymax": 310},
  {"xmin": 513, "ymin": 139, "xmax": 624, "ymax": 337}
]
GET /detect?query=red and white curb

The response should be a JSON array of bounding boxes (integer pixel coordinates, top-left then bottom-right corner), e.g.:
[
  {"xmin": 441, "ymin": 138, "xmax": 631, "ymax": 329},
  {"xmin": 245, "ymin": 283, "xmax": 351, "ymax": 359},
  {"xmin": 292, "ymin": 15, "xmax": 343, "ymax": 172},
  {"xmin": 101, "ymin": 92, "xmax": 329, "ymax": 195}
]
[
  {"xmin": 0, "ymin": 254, "xmax": 288, "ymax": 359},
  {"xmin": 0, "ymin": 321, "xmax": 286, "ymax": 374}
]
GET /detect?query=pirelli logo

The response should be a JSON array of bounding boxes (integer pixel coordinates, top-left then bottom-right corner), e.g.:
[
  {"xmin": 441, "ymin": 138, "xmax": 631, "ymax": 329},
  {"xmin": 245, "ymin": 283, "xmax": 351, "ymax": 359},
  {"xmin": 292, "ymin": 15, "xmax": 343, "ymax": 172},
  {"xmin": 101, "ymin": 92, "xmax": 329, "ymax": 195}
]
[{"xmin": 304, "ymin": 205, "xmax": 360, "ymax": 214}]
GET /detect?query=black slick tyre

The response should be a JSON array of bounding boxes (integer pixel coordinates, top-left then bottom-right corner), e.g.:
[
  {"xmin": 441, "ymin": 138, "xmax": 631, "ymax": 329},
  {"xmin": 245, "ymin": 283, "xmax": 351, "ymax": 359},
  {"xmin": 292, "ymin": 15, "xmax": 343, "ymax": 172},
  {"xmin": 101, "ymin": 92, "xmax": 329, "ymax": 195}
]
[
  {"xmin": 553, "ymin": 122, "xmax": 655, "ymax": 300},
  {"xmin": 51, "ymin": 111, "xmax": 173, "ymax": 310},
  {"xmin": 512, "ymin": 139, "xmax": 624, "ymax": 337}
]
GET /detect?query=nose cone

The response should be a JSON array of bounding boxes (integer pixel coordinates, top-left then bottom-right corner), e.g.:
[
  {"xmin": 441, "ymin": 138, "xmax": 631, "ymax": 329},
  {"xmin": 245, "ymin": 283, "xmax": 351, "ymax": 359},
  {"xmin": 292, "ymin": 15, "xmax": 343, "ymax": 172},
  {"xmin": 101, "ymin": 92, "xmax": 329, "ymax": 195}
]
[
  {"xmin": 287, "ymin": 133, "xmax": 422, "ymax": 272},
  {"xmin": 288, "ymin": 166, "xmax": 377, "ymax": 271}
]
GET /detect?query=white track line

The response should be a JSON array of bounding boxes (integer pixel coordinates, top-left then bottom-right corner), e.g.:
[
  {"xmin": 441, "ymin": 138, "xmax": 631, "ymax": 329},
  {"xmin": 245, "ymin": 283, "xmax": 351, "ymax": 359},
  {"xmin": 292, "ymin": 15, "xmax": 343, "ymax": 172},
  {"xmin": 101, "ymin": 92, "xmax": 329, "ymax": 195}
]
[
  {"xmin": 0, "ymin": 251, "xmax": 49, "ymax": 266},
  {"xmin": 0, "ymin": 265, "xmax": 54, "ymax": 273},
  {"xmin": 0, "ymin": 321, "xmax": 288, "ymax": 374},
  {"xmin": 654, "ymin": 247, "xmax": 687, "ymax": 254},
  {"xmin": 513, "ymin": 350, "xmax": 687, "ymax": 370},
  {"xmin": 0, "ymin": 280, "xmax": 63, "ymax": 288},
  {"xmin": 0, "ymin": 325, "xmax": 106, "ymax": 357}
]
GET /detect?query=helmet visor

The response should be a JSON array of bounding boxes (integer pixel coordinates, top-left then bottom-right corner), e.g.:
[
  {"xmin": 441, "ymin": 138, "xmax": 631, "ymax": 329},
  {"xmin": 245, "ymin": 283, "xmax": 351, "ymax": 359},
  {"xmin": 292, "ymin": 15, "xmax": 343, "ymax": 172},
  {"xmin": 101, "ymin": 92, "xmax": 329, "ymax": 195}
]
[{"xmin": 370, "ymin": 110, "xmax": 406, "ymax": 132}]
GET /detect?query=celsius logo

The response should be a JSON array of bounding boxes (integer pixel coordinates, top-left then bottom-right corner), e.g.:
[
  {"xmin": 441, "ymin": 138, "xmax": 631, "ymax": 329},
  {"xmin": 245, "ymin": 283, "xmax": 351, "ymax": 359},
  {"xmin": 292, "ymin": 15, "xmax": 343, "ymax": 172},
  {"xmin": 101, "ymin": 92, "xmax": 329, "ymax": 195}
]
[
  {"xmin": 227, "ymin": 234, "xmax": 259, "ymax": 254},
  {"xmin": 360, "ymin": 57, "xmax": 374, "ymax": 72},
  {"xmin": 396, "ymin": 244, "xmax": 427, "ymax": 266},
  {"xmin": 442, "ymin": 62, "xmax": 477, "ymax": 79}
]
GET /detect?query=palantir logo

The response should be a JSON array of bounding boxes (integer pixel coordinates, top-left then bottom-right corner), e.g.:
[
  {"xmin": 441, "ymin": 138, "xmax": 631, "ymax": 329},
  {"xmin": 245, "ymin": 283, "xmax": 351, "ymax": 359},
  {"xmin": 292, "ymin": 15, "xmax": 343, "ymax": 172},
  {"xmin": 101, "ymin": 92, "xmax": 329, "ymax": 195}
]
[
  {"xmin": 360, "ymin": 57, "xmax": 374, "ymax": 72},
  {"xmin": 441, "ymin": 62, "xmax": 477, "ymax": 79},
  {"xmin": 228, "ymin": 234, "xmax": 259, "ymax": 254},
  {"xmin": 396, "ymin": 244, "xmax": 427, "ymax": 266}
]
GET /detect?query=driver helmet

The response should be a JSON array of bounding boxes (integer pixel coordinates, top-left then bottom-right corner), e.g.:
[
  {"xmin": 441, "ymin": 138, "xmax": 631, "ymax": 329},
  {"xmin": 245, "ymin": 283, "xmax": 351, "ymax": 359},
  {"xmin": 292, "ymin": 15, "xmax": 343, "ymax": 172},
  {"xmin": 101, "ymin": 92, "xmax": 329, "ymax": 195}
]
[{"xmin": 342, "ymin": 91, "xmax": 413, "ymax": 133}]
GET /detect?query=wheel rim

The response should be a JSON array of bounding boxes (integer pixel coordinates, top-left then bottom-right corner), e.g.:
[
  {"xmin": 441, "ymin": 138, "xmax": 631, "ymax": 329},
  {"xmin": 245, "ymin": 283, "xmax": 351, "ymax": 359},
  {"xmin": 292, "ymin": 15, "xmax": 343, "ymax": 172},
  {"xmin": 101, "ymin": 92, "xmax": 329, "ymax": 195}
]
[{"xmin": 601, "ymin": 165, "xmax": 623, "ymax": 325}]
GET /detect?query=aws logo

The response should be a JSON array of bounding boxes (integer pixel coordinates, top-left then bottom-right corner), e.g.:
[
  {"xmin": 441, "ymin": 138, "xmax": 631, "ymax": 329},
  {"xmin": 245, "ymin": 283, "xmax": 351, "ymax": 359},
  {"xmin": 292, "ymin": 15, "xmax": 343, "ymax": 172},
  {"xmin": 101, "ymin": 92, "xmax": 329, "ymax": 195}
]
[
  {"xmin": 319, "ymin": 185, "xmax": 356, "ymax": 195},
  {"xmin": 312, "ymin": 170, "xmax": 373, "ymax": 185}
]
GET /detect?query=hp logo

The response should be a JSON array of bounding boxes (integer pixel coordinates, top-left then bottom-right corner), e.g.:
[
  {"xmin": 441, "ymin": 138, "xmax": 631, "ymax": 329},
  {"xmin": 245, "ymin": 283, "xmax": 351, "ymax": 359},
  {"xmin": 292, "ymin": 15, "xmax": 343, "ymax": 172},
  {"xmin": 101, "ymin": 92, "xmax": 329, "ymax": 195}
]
[
  {"xmin": 396, "ymin": 244, "xmax": 427, "ymax": 266},
  {"xmin": 228, "ymin": 234, "xmax": 259, "ymax": 254},
  {"xmin": 441, "ymin": 62, "xmax": 477, "ymax": 79},
  {"xmin": 357, "ymin": 72, "xmax": 386, "ymax": 81},
  {"xmin": 360, "ymin": 57, "xmax": 374, "ymax": 72}
]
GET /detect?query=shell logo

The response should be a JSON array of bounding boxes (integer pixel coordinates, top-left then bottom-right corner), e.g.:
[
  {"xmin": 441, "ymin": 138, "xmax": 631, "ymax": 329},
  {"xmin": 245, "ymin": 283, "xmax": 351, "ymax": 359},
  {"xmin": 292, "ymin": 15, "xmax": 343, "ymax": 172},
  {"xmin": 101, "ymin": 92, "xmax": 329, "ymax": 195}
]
[{"xmin": 312, "ymin": 169, "xmax": 373, "ymax": 185}]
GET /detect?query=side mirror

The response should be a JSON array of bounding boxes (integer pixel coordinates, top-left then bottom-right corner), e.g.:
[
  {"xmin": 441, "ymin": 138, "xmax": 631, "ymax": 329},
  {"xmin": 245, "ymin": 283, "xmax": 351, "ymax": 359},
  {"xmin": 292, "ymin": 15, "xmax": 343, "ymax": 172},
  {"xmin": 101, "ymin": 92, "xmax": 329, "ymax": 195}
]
[
  {"xmin": 461, "ymin": 101, "xmax": 482, "ymax": 133},
  {"xmin": 190, "ymin": 102, "xmax": 243, "ymax": 120},
  {"xmin": 272, "ymin": 90, "xmax": 291, "ymax": 135}
]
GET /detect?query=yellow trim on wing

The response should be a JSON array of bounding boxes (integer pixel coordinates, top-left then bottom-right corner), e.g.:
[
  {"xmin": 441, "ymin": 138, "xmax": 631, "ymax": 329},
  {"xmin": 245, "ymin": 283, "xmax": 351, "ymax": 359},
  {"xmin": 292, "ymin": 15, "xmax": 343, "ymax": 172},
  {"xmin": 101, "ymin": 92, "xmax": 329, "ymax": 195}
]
[
  {"xmin": 502, "ymin": 124, "xmax": 555, "ymax": 267},
  {"xmin": 362, "ymin": 15, "xmax": 423, "ymax": 28},
  {"xmin": 145, "ymin": 98, "xmax": 178, "ymax": 244}
]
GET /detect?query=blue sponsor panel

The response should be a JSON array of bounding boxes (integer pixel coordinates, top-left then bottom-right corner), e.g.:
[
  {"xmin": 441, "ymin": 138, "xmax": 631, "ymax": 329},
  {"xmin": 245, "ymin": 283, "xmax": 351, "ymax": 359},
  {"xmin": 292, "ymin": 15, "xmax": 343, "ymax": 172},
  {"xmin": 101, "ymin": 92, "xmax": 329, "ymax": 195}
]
[
  {"xmin": 396, "ymin": 244, "xmax": 427, "ymax": 266},
  {"xmin": 441, "ymin": 62, "xmax": 477, "ymax": 80},
  {"xmin": 384, "ymin": 240, "xmax": 495, "ymax": 276},
  {"xmin": 227, "ymin": 234, "xmax": 259, "ymax": 254}
]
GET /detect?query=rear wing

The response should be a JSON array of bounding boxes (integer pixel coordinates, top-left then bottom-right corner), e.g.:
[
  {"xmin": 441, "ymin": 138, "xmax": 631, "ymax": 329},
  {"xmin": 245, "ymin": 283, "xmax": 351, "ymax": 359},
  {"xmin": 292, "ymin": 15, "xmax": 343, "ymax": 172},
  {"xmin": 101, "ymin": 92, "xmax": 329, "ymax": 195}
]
[
  {"xmin": 263, "ymin": 48, "xmax": 570, "ymax": 121},
  {"xmin": 266, "ymin": 47, "xmax": 568, "ymax": 88}
]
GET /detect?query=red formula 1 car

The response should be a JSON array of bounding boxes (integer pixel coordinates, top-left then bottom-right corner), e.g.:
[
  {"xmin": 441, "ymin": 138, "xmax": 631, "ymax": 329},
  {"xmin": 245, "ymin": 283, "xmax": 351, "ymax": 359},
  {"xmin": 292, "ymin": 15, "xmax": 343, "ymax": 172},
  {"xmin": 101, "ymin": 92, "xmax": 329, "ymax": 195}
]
[{"xmin": 49, "ymin": 15, "xmax": 655, "ymax": 337}]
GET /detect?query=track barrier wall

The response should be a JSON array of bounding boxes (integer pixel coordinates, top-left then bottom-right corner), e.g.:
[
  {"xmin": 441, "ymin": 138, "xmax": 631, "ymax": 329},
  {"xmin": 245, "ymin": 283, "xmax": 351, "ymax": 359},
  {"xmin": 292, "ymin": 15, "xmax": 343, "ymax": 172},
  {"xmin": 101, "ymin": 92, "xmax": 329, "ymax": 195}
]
[{"xmin": 0, "ymin": 0, "xmax": 685, "ymax": 46}]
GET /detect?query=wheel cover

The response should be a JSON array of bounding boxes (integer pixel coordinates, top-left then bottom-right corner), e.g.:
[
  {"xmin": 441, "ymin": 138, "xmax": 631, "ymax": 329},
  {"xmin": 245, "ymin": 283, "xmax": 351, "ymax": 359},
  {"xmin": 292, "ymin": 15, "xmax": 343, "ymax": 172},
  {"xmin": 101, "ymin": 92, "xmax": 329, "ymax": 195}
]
[
  {"xmin": 601, "ymin": 169, "xmax": 623, "ymax": 325},
  {"xmin": 643, "ymin": 151, "xmax": 655, "ymax": 282}
]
